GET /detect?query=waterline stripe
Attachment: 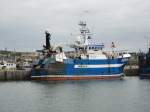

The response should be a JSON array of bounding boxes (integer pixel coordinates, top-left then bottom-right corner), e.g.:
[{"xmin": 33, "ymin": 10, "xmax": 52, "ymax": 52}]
[{"xmin": 74, "ymin": 64, "xmax": 123, "ymax": 68}]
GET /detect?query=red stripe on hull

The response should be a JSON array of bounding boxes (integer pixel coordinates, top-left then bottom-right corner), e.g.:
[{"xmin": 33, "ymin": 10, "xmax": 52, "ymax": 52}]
[{"xmin": 31, "ymin": 76, "xmax": 122, "ymax": 81}]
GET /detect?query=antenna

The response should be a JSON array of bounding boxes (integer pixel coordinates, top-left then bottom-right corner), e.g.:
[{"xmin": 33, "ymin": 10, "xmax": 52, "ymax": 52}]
[{"xmin": 144, "ymin": 36, "xmax": 150, "ymax": 51}]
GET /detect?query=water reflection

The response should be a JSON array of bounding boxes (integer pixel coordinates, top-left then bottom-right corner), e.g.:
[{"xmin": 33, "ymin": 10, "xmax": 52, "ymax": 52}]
[{"xmin": 0, "ymin": 77, "xmax": 150, "ymax": 112}]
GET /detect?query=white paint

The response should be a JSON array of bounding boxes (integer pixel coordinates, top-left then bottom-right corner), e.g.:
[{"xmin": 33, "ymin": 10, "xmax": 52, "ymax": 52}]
[
  {"xmin": 74, "ymin": 64, "xmax": 123, "ymax": 68},
  {"xmin": 123, "ymin": 54, "xmax": 131, "ymax": 58},
  {"xmin": 88, "ymin": 51, "xmax": 107, "ymax": 59},
  {"xmin": 55, "ymin": 52, "xmax": 67, "ymax": 62}
]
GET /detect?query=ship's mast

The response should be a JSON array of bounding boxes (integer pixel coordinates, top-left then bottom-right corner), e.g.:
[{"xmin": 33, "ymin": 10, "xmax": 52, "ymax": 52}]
[{"xmin": 78, "ymin": 21, "xmax": 91, "ymax": 45}]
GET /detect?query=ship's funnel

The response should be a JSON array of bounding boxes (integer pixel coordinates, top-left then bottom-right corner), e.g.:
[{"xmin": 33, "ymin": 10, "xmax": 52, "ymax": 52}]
[{"xmin": 45, "ymin": 31, "xmax": 51, "ymax": 49}]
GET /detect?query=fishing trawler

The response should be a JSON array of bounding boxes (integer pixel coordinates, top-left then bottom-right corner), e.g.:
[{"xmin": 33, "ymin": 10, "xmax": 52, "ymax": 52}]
[
  {"xmin": 139, "ymin": 48, "xmax": 150, "ymax": 78},
  {"xmin": 31, "ymin": 21, "xmax": 131, "ymax": 80}
]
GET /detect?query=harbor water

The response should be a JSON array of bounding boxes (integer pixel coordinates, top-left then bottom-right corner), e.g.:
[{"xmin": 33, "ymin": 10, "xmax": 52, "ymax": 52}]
[{"xmin": 0, "ymin": 77, "xmax": 150, "ymax": 112}]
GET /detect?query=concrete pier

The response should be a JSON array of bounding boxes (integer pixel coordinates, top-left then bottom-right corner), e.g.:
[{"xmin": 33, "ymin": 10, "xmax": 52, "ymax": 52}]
[{"xmin": 0, "ymin": 70, "xmax": 30, "ymax": 81}]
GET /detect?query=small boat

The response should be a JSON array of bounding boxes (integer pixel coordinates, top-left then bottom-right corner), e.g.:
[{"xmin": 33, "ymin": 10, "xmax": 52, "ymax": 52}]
[
  {"xmin": 31, "ymin": 21, "xmax": 131, "ymax": 81},
  {"xmin": 0, "ymin": 61, "xmax": 16, "ymax": 70}
]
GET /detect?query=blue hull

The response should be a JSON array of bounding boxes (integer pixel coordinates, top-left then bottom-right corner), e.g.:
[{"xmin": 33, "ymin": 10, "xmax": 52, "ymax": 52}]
[
  {"xmin": 139, "ymin": 66, "xmax": 150, "ymax": 78},
  {"xmin": 31, "ymin": 58, "xmax": 128, "ymax": 80}
]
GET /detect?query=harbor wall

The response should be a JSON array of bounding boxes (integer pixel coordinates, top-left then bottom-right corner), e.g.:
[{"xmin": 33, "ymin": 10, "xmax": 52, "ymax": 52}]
[{"xmin": 0, "ymin": 70, "xmax": 30, "ymax": 81}]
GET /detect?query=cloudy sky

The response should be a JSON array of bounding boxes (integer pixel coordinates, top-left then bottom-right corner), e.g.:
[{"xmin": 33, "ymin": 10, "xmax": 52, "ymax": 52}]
[{"xmin": 0, "ymin": 0, "xmax": 150, "ymax": 52}]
